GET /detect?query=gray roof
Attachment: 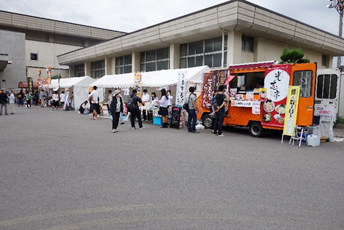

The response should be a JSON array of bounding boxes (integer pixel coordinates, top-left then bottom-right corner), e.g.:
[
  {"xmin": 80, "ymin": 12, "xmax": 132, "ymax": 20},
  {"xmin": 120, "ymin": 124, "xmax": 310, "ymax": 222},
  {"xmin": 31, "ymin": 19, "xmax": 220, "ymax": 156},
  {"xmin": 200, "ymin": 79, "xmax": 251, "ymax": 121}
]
[{"xmin": 0, "ymin": 10, "xmax": 126, "ymax": 40}]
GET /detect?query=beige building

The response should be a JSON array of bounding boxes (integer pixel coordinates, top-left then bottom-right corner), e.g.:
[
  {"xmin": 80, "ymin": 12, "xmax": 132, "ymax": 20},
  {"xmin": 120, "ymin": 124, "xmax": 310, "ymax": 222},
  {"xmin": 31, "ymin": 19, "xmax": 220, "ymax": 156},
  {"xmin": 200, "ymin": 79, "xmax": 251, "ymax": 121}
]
[
  {"xmin": 0, "ymin": 10, "xmax": 125, "ymax": 89},
  {"xmin": 57, "ymin": 0, "xmax": 344, "ymax": 77}
]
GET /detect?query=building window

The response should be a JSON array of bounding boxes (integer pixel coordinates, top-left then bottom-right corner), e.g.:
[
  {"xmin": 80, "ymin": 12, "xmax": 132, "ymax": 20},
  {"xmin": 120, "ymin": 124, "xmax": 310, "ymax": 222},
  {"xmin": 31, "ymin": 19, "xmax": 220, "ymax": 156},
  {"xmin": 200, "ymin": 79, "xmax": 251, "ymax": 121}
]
[
  {"xmin": 242, "ymin": 35, "xmax": 254, "ymax": 52},
  {"xmin": 91, "ymin": 60, "xmax": 105, "ymax": 78},
  {"xmin": 180, "ymin": 36, "xmax": 227, "ymax": 68},
  {"xmin": 140, "ymin": 48, "xmax": 169, "ymax": 72},
  {"xmin": 116, "ymin": 55, "xmax": 132, "ymax": 74},
  {"xmin": 75, "ymin": 64, "xmax": 85, "ymax": 77},
  {"xmin": 30, "ymin": 53, "xmax": 38, "ymax": 61},
  {"xmin": 322, "ymin": 55, "xmax": 328, "ymax": 67}
]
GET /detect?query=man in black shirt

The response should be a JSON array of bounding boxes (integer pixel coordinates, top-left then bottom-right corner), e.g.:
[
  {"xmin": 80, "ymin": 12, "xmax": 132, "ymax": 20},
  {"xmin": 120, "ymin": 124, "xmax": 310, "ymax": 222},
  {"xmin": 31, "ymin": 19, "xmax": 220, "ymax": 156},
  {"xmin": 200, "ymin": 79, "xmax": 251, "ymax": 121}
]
[
  {"xmin": 0, "ymin": 89, "xmax": 8, "ymax": 115},
  {"xmin": 213, "ymin": 85, "xmax": 227, "ymax": 136},
  {"xmin": 130, "ymin": 89, "xmax": 145, "ymax": 130}
]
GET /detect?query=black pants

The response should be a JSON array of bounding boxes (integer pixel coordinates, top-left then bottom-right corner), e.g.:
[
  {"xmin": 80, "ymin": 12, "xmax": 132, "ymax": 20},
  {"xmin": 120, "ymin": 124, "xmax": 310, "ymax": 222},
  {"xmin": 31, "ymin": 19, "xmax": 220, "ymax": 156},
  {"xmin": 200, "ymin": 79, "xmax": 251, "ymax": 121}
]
[
  {"xmin": 142, "ymin": 109, "xmax": 147, "ymax": 120},
  {"xmin": 214, "ymin": 111, "xmax": 225, "ymax": 135},
  {"xmin": 112, "ymin": 112, "xmax": 120, "ymax": 130},
  {"xmin": 131, "ymin": 109, "xmax": 142, "ymax": 128}
]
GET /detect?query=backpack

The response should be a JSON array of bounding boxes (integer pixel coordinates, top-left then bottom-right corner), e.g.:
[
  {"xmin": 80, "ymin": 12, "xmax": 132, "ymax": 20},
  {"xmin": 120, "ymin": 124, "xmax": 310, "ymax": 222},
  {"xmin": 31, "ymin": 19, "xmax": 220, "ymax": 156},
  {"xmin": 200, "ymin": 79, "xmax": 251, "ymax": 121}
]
[{"xmin": 127, "ymin": 96, "xmax": 135, "ymax": 113}]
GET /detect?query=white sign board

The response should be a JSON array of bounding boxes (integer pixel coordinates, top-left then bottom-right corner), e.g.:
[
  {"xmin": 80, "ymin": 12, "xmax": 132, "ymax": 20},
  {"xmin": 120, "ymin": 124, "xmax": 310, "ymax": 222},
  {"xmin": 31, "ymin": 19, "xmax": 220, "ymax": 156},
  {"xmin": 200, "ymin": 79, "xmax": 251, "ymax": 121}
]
[{"xmin": 314, "ymin": 105, "xmax": 335, "ymax": 121}]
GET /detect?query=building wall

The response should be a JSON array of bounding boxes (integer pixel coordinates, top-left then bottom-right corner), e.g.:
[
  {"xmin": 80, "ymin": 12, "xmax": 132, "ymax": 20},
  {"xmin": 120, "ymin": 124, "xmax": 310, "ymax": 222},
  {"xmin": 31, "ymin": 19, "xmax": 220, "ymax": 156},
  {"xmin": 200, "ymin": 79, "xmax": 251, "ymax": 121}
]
[
  {"xmin": 254, "ymin": 37, "xmax": 332, "ymax": 68},
  {"xmin": 0, "ymin": 29, "xmax": 26, "ymax": 90},
  {"xmin": 26, "ymin": 40, "xmax": 81, "ymax": 82}
]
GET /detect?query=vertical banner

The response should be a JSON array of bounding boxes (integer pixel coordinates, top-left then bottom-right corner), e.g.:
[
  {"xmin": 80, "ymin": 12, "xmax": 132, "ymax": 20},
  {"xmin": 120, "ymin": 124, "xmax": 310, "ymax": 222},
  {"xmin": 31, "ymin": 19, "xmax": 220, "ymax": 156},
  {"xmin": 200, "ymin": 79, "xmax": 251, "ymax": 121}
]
[
  {"xmin": 27, "ymin": 77, "xmax": 33, "ymax": 95},
  {"xmin": 212, "ymin": 70, "xmax": 226, "ymax": 91},
  {"xmin": 134, "ymin": 72, "xmax": 142, "ymax": 98},
  {"xmin": 46, "ymin": 66, "xmax": 51, "ymax": 84},
  {"xmin": 176, "ymin": 71, "xmax": 187, "ymax": 107},
  {"xmin": 201, "ymin": 73, "xmax": 213, "ymax": 110},
  {"xmin": 261, "ymin": 64, "xmax": 291, "ymax": 128},
  {"xmin": 283, "ymin": 86, "xmax": 300, "ymax": 136}
]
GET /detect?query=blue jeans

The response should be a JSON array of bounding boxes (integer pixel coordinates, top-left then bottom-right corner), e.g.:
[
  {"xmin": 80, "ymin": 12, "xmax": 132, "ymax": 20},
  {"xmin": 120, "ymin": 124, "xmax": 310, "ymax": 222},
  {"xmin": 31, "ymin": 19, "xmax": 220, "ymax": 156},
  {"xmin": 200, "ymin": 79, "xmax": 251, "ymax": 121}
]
[
  {"xmin": 214, "ymin": 111, "xmax": 225, "ymax": 135},
  {"xmin": 187, "ymin": 109, "xmax": 197, "ymax": 132}
]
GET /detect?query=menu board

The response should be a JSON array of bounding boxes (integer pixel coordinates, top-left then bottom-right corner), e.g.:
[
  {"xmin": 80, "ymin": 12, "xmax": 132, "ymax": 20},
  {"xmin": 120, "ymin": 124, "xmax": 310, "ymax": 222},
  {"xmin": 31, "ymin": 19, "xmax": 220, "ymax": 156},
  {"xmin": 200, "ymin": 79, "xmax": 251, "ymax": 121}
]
[
  {"xmin": 201, "ymin": 73, "xmax": 213, "ymax": 110},
  {"xmin": 170, "ymin": 106, "xmax": 181, "ymax": 129},
  {"xmin": 261, "ymin": 64, "xmax": 291, "ymax": 128},
  {"xmin": 283, "ymin": 86, "xmax": 300, "ymax": 136},
  {"xmin": 213, "ymin": 70, "xmax": 226, "ymax": 91}
]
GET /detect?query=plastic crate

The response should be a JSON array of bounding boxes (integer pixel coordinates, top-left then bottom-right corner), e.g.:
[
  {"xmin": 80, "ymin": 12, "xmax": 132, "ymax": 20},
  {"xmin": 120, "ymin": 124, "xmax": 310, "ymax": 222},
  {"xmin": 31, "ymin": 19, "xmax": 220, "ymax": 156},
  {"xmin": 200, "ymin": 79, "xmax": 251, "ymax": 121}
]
[{"xmin": 153, "ymin": 116, "xmax": 162, "ymax": 125}]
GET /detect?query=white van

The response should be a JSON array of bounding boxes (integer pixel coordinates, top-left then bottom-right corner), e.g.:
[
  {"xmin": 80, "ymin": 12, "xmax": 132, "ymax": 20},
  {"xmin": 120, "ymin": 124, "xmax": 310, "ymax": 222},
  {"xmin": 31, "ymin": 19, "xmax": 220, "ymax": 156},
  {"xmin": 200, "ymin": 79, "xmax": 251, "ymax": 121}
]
[{"xmin": 315, "ymin": 68, "xmax": 343, "ymax": 123}]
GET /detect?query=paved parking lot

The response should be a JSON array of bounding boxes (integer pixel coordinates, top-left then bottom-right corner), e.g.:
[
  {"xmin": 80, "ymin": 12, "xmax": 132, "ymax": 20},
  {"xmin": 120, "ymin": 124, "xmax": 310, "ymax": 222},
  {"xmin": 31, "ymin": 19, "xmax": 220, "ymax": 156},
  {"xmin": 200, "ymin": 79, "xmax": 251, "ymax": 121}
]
[{"xmin": 1, "ymin": 106, "xmax": 344, "ymax": 230}]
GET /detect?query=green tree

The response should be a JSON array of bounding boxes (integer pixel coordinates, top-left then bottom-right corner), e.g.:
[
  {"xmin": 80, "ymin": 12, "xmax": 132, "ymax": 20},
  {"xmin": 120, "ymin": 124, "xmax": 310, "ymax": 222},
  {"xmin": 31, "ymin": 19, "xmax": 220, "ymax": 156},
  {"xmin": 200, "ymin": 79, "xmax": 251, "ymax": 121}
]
[{"xmin": 279, "ymin": 47, "xmax": 310, "ymax": 64}]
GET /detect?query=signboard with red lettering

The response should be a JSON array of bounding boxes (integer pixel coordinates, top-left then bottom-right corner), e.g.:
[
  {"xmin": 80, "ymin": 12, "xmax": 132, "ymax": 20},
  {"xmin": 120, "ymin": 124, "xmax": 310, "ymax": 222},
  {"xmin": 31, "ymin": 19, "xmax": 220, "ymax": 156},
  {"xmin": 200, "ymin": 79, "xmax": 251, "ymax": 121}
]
[
  {"xmin": 261, "ymin": 64, "xmax": 291, "ymax": 128},
  {"xmin": 314, "ymin": 105, "xmax": 335, "ymax": 121},
  {"xmin": 201, "ymin": 73, "xmax": 213, "ymax": 110}
]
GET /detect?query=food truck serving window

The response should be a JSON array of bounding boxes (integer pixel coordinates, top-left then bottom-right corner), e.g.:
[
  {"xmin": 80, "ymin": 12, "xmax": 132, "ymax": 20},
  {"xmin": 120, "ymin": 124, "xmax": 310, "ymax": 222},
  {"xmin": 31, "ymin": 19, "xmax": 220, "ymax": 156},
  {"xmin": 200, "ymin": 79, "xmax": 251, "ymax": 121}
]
[{"xmin": 292, "ymin": 70, "xmax": 313, "ymax": 98}]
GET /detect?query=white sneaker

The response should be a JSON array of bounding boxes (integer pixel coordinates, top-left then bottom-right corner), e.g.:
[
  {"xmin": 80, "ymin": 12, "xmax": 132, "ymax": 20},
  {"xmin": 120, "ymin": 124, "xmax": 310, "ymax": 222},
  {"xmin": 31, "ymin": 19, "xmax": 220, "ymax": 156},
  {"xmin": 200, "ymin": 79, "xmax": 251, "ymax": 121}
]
[
  {"xmin": 139, "ymin": 127, "xmax": 145, "ymax": 130},
  {"xmin": 218, "ymin": 133, "xmax": 225, "ymax": 137},
  {"xmin": 132, "ymin": 127, "xmax": 136, "ymax": 130},
  {"xmin": 112, "ymin": 129, "xmax": 117, "ymax": 133}
]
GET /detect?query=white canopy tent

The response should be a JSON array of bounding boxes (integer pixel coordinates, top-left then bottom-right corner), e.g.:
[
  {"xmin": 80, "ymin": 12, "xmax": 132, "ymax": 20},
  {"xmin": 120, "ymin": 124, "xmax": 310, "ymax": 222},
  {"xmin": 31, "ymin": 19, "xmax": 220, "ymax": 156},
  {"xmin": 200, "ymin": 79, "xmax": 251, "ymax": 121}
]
[
  {"xmin": 142, "ymin": 66, "xmax": 210, "ymax": 87},
  {"xmin": 48, "ymin": 76, "xmax": 96, "ymax": 110},
  {"xmin": 90, "ymin": 73, "xmax": 133, "ymax": 88},
  {"xmin": 90, "ymin": 66, "xmax": 210, "ymax": 89}
]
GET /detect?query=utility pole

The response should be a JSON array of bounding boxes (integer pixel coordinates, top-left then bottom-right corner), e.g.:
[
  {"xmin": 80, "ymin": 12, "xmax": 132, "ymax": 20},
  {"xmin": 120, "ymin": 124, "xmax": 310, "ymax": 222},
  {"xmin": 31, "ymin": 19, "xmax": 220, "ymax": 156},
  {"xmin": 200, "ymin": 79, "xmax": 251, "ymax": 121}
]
[{"xmin": 327, "ymin": 0, "xmax": 344, "ymax": 68}]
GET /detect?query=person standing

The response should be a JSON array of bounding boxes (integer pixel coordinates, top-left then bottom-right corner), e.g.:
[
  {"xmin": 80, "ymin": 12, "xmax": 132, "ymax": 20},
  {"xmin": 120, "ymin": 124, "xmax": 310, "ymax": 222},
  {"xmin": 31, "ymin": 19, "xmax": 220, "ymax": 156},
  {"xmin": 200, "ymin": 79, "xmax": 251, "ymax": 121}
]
[
  {"xmin": 210, "ymin": 90, "xmax": 218, "ymax": 133},
  {"xmin": 151, "ymin": 92, "xmax": 159, "ymax": 108},
  {"xmin": 17, "ymin": 89, "xmax": 25, "ymax": 107},
  {"xmin": 213, "ymin": 85, "xmax": 227, "ymax": 137},
  {"xmin": 141, "ymin": 89, "xmax": 150, "ymax": 121},
  {"xmin": 0, "ymin": 89, "xmax": 8, "ymax": 115},
  {"xmin": 158, "ymin": 88, "xmax": 169, "ymax": 128},
  {"xmin": 110, "ymin": 90, "xmax": 123, "ymax": 133},
  {"xmin": 89, "ymin": 86, "xmax": 99, "ymax": 120},
  {"xmin": 167, "ymin": 90, "xmax": 173, "ymax": 108},
  {"xmin": 186, "ymin": 86, "xmax": 198, "ymax": 133},
  {"xmin": 25, "ymin": 90, "xmax": 32, "ymax": 108},
  {"xmin": 8, "ymin": 90, "xmax": 15, "ymax": 114},
  {"xmin": 52, "ymin": 91, "xmax": 59, "ymax": 110},
  {"xmin": 130, "ymin": 89, "xmax": 145, "ymax": 130},
  {"xmin": 60, "ymin": 91, "xmax": 66, "ymax": 109},
  {"xmin": 107, "ymin": 90, "xmax": 113, "ymax": 113},
  {"xmin": 33, "ymin": 91, "xmax": 39, "ymax": 106}
]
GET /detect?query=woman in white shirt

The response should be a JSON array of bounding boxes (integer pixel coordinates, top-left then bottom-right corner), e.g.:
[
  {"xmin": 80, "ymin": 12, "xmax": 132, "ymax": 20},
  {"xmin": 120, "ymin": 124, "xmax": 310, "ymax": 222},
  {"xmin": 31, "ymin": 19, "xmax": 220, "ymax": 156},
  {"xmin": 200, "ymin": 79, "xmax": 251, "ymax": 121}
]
[
  {"xmin": 151, "ymin": 92, "xmax": 159, "ymax": 108},
  {"xmin": 52, "ymin": 91, "xmax": 59, "ymax": 110},
  {"xmin": 158, "ymin": 88, "xmax": 169, "ymax": 128},
  {"xmin": 167, "ymin": 90, "xmax": 173, "ymax": 107}
]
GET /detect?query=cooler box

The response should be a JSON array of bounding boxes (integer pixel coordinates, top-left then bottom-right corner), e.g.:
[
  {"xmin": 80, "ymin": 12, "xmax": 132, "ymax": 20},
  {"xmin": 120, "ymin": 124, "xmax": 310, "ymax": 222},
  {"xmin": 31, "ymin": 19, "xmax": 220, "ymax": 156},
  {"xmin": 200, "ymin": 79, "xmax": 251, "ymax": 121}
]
[{"xmin": 153, "ymin": 116, "xmax": 162, "ymax": 125}]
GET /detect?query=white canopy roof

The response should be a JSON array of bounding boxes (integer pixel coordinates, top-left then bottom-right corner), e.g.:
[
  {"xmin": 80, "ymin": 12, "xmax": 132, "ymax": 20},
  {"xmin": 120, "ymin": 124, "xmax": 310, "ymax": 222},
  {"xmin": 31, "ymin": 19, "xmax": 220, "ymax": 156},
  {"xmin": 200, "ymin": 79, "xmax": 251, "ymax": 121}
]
[
  {"xmin": 49, "ymin": 76, "xmax": 95, "ymax": 89},
  {"xmin": 142, "ymin": 66, "xmax": 211, "ymax": 87},
  {"xmin": 90, "ymin": 66, "xmax": 210, "ymax": 88},
  {"xmin": 90, "ymin": 73, "xmax": 133, "ymax": 88}
]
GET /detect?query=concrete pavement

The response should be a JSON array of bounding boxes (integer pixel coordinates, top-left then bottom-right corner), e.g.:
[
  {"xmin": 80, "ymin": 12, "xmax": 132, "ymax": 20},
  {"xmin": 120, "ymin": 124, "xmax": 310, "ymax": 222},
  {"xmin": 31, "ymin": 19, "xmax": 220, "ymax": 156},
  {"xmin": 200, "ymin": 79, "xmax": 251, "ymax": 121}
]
[{"xmin": 1, "ymin": 106, "xmax": 344, "ymax": 230}]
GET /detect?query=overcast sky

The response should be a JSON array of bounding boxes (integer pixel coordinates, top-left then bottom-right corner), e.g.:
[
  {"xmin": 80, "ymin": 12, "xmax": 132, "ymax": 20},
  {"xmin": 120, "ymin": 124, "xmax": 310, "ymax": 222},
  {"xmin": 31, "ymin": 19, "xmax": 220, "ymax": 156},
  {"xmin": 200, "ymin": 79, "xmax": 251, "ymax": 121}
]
[
  {"xmin": 0, "ymin": 0, "xmax": 342, "ymax": 65},
  {"xmin": 0, "ymin": 0, "xmax": 341, "ymax": 36}
]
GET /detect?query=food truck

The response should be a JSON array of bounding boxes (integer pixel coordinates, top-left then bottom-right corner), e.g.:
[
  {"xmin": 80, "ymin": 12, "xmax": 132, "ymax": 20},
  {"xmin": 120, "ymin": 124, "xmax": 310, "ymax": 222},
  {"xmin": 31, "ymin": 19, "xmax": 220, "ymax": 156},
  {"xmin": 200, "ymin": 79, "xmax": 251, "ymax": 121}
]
[{"xmin": 198, "ymin": 61, "xmax": 340, "ymax": 137}]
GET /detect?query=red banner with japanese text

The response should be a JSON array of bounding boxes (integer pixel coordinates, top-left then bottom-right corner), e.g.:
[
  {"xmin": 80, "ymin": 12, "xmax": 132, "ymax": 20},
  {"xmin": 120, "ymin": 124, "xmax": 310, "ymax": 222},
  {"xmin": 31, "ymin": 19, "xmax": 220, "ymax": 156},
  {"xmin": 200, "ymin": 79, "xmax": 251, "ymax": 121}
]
[
  {"xmin": 201, "ymin": 73, "xmax": 213, "ymax": 110},
  {"xmin": 261, "ymin": 64, "xmax": 291, "ymax": 128}
]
